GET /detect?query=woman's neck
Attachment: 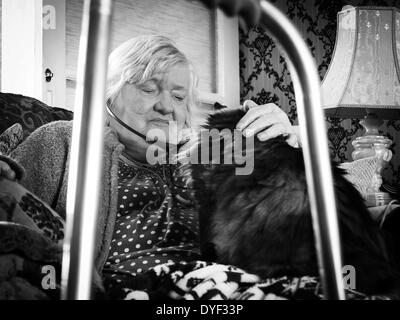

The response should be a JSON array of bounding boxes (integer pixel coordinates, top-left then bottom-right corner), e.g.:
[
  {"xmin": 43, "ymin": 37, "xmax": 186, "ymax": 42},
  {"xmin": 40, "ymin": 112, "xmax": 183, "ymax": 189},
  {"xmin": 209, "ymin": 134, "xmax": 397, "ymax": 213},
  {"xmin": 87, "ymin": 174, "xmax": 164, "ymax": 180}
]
[{"xmin": 122, "ymin": 145, "xmax": 149, "ymax": 164}]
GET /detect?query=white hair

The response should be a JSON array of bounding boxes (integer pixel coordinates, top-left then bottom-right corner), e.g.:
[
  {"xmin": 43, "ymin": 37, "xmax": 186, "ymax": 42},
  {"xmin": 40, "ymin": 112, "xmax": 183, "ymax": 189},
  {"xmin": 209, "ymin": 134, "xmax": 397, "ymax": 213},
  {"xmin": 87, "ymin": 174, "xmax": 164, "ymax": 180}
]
[{"xmin": 106, "ymin": 35, "xmax": 199, "ymax": 129}]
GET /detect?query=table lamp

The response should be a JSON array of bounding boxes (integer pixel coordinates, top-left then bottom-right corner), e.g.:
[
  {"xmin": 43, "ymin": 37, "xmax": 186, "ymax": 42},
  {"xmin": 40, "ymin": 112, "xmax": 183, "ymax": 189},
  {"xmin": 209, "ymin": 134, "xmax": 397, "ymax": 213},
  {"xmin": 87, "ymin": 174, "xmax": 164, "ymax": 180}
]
[{"xmin": 321, "ymin": 5, "xmax": 400, "ymax": 205}]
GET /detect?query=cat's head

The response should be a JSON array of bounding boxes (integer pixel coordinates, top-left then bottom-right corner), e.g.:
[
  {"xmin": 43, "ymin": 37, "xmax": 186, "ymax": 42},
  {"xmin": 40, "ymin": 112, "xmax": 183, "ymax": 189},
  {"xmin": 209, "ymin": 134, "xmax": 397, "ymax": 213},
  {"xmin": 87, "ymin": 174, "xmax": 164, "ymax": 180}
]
[{"xmin": 188, "ymin": 107, "xmax": 317, "ymax": 278}]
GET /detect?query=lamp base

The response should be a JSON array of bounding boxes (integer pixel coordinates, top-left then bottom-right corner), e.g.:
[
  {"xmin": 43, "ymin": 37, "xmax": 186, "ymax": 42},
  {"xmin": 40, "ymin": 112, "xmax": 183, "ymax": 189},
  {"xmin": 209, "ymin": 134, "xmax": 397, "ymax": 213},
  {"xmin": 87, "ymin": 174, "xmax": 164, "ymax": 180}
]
[
  {"xmin": 365, "ymin": 192, "xmax": 393, "ymax": 207},
  {"xmin": 351, "ymin": 113, "xmax": 392, "ymax": 194}
]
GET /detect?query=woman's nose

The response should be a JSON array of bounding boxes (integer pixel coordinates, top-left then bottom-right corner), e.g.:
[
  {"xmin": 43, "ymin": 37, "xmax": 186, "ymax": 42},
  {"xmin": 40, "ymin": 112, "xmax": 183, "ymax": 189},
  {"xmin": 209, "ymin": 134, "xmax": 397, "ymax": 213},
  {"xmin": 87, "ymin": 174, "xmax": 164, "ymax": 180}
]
[{"xmin": 154, "ymin": 91, "xmax": 174, "ymax": 115}]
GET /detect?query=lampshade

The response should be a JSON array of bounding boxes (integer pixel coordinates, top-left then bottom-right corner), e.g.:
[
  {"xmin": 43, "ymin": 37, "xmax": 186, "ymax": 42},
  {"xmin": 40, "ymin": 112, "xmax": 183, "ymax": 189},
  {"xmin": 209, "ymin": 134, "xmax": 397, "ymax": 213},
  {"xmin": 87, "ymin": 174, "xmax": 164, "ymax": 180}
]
[{"xmin": 321, "ymin": 6, "xmax": 400, "ymax": 119}]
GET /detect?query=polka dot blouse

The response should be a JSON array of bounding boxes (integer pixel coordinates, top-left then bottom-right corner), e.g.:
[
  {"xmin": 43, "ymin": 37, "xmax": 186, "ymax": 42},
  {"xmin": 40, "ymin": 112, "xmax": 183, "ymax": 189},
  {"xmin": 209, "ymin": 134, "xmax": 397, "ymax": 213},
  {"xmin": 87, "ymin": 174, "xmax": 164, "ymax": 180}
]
[{"xmin": 103, "ymin": 155, "xmax": 201, "ymax": 287}]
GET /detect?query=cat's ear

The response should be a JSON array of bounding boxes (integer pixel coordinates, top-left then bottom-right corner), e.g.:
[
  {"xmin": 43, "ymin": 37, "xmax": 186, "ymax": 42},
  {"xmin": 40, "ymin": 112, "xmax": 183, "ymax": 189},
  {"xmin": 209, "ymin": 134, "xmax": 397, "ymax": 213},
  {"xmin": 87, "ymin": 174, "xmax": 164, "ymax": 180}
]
[
  {"xmin": 213, "ymin": 102, "xmax": 228, "ymax": 110},
  {"xmin": 207, "ymin": 108, "xmax": 246, "ymax": 131}
]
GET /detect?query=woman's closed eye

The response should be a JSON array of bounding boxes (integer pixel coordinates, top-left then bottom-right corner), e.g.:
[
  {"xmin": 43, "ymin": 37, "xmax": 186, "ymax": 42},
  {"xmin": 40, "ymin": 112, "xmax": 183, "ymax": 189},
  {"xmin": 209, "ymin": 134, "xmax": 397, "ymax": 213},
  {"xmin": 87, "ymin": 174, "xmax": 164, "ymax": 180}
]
[
  {"xmin": 171, "ymin": 90, "xmax": 186, "ymax": 102},
  {"xmin": 143, "ymin": 88, "xmax": 156, "ymax": 94},
  {"xmin": 173, "ymin": 94, "xmax": 185, "ymax": 101},
  {"xmin": 139, "ymin": 82, "xmax": 158, "ymax": 95}
]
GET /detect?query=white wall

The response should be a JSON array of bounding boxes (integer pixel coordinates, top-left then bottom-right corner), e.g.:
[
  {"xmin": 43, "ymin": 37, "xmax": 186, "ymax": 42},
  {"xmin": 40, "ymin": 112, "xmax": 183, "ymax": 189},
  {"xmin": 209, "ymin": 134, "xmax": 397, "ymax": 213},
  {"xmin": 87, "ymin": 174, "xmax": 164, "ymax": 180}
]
[
  {"xmin": 1, "ymin": 0, "xmax": 43, "ymax": 100},
  {"xmin": 65, "ymin": 0, "xmax": 240, "ymax": 110},
  {"xmin": 43, "ymin": 0, "xmax": 66, "ymax": 108},
  {"xmin": 0, "ymin": 0, "xmax": 240, "ymax": 109}
]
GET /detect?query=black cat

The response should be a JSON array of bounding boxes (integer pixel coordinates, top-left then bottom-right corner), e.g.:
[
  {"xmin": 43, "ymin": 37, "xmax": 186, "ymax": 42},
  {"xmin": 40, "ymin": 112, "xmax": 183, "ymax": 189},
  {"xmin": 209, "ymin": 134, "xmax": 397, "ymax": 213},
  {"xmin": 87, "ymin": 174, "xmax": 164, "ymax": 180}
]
[{"xmin": 188, "ymin": 107, "xmax": 400, "ymax": 297}]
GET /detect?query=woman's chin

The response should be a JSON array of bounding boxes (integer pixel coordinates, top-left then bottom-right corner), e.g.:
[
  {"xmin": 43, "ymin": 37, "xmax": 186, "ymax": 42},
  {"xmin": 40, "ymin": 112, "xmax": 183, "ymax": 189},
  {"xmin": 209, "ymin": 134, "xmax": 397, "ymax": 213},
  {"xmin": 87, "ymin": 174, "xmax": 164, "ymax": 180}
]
[{"xmin": 144, "ymin": 126, "xmax": 183, "ymax": 145}]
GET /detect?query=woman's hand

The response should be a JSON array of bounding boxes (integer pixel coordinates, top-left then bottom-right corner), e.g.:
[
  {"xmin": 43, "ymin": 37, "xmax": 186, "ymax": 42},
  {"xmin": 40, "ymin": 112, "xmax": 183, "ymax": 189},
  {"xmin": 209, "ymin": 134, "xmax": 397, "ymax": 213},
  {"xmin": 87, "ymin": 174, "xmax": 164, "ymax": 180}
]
[
  {"xmin": 236, "ymin": 100, "xmax": 300, "ymax": 148},
  {"xmin": 0, "ymin": 160, "xmax": 16, "ymax": 180}
]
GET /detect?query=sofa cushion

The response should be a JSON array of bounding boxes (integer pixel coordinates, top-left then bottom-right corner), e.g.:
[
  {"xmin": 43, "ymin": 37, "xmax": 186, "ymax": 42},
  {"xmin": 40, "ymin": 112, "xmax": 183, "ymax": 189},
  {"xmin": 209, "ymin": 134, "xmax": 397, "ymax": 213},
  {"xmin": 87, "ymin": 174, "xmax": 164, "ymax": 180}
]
[
  {"xmin": 0, "ymin": 92, "xmax": 73, "ymax": 136},
  {"xmin": 0, "ymin": 123, "xmax": 24, "ymax": 156}
]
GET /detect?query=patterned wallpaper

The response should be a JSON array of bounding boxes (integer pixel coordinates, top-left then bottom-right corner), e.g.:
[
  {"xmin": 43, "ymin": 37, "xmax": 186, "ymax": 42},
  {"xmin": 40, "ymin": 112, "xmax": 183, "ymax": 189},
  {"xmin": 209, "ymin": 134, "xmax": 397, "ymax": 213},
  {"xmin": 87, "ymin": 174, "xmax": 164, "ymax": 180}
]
[{"xmin": 239, "ymin": 0, "xmax": 400, "ymax": 185}]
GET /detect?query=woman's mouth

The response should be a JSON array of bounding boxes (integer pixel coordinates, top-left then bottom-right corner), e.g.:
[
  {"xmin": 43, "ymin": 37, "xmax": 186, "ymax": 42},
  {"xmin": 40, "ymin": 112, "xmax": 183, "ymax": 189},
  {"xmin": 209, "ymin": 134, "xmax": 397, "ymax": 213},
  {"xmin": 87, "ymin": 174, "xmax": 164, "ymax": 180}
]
[{"xmin": 148, "ymin": 119, "xmax": 171, "ymax": 126}]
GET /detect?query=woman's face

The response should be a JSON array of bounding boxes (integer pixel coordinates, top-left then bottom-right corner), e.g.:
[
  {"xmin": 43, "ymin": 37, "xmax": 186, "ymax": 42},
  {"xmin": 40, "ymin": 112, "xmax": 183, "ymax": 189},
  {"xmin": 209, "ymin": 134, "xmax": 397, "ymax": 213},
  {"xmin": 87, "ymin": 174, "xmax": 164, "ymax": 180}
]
[{"xmin": 111, "ymin": 63, "xmax": 190, "ymax": 159}]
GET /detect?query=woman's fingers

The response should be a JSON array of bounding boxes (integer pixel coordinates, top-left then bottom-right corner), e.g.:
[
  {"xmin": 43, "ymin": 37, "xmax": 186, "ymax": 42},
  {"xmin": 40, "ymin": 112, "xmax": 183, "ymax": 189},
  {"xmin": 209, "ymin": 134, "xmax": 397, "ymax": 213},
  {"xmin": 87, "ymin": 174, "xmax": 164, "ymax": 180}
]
[
  {"xmin": 237, "ymin": 100, "xmax": 299, "ymax": 144},
  {"xmin": 236, "ymin": 103, "xmax": 277, "ymax": 130},
  {"xmin": 285, "ymin": 133, "xmax": 300, "ymax": 148},
  {"xmin": 242, "ymin": 99, "xmax": 258, "ymax": 111},
  {"xmin": 256, "ymin": 123, "xmax": 287, "ymax": 141},
  {"xmin": 0, "ymin": 161, "xmax": 16, "ymax": 180},
  {"xmin": 242, "ymin": 116, "xmax": 275, "ymax": 137}
]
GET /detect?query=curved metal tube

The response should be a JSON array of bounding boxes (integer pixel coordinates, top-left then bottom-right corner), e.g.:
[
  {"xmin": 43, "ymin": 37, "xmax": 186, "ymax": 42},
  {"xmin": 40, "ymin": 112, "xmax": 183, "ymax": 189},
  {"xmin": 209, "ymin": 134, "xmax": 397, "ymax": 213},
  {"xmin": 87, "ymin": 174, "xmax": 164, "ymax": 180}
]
[
  {"xmin": 61, "ymin": 0, "xmax": 113, "ymax": 300},
  {"xmin": 258, "ymin": 1, "xmax": 345, "ymax": 299},
  {"xmin": 62, "ymin": 0, "xmax": 344, "ymax": 300}
]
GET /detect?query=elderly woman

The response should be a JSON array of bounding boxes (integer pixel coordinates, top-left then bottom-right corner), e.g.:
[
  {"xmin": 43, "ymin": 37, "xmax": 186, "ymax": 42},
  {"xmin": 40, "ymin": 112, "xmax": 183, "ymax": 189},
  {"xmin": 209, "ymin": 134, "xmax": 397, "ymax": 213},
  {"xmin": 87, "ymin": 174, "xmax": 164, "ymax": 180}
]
[{"xmin": 0, "ymin": 35, "xmax": 299, "ymax": 290}]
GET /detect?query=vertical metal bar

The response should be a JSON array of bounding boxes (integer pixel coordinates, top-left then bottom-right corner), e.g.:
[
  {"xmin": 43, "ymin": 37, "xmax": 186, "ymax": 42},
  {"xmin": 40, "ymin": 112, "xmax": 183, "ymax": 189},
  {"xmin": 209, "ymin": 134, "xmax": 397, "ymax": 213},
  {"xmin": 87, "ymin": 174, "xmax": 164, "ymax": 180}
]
[
  {"xmin": 61, "ymin": 0, "xmax": 113, "ymax": 300},
  {"xmin": 258, "ymin": 1, "xmax": 345, "ymax": 299}
]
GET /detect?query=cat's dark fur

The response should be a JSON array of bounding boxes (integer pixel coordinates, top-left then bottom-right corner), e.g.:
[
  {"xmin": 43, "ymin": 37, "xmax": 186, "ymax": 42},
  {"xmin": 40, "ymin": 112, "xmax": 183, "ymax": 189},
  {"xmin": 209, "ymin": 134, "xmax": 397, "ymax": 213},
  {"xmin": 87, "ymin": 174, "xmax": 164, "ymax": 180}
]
[{"xmin": 189, "ymin": 107, "xmax": 400, "ymax": 296}]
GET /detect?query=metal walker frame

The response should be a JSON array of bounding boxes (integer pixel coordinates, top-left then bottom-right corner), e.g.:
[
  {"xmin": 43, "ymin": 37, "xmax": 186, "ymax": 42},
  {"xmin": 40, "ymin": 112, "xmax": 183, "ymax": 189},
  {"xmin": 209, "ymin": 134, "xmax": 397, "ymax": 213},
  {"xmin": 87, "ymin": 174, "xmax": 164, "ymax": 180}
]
[{"xmin": 61, "ymin": 0, "xmax": 345, "ymax": 300}]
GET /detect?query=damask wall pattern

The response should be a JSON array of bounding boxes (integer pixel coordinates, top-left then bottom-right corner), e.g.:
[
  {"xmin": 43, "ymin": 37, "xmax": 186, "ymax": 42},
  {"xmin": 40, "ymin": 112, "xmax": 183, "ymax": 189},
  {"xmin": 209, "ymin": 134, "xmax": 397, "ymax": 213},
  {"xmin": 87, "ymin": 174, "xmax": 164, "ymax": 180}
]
[{"xmin": 239, "ymin": 0, "xmax": 400, "ymax": 185}]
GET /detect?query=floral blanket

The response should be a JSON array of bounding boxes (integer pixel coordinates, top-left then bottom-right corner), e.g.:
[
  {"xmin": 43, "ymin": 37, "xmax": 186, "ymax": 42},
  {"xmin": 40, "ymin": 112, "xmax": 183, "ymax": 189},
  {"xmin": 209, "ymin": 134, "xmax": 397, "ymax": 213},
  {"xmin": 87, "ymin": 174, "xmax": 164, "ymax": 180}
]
[
  {"xmin": 0, "ymin": 222, "xmax": 62, "ymax": 299},
  {"xmin": 105, "ymin": 260, "xmax": 390, "ymax": 300},
  {"xmin": 0, "ymin": 177, "xmax": 394, "ymax": 300},
  {"xmin": 0, "ymin": 176, "xmax": 63, "ymax": 299},
  {"xmin": 0, "ymin": 177, "xmax": 107, "ymax": 299}
]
